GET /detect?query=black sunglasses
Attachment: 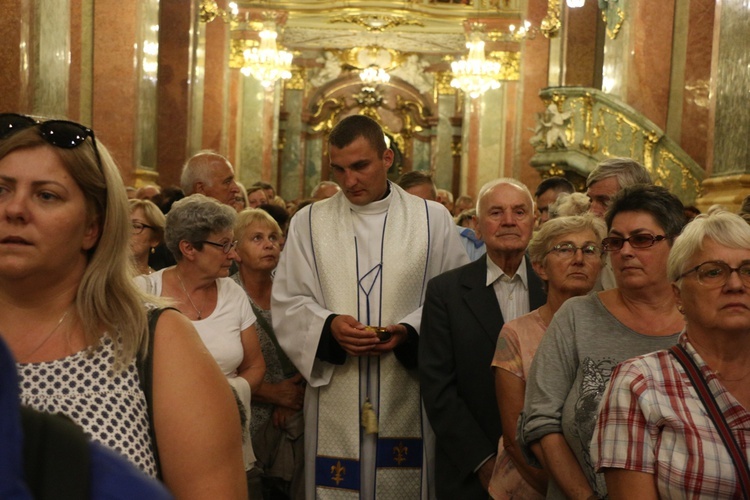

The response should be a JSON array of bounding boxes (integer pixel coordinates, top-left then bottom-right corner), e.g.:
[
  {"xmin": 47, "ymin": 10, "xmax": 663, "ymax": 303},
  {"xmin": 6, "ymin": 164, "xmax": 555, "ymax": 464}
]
[{"xmin": 0, "ymin": 113, "xmax": 103, "ymax": 172}]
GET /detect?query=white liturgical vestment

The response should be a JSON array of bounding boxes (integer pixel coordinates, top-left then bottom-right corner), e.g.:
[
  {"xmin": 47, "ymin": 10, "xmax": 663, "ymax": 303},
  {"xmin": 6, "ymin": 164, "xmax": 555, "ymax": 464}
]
[{"xmin": 272, "ymin": 183, "xmax": 468, "ymax": 499}]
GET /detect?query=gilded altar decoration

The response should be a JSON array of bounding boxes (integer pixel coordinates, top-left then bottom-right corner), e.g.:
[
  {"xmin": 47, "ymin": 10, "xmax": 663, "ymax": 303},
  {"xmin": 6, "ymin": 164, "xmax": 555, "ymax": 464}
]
[
  {"xmin": 330, "ymin": 14, "xmax": 424, "ymax": 32},
  {"xmin": 541, "ymin": 0, "xmax": 562, "ymax": 38},
  {"xmin": 531, "ymin": 103, "xmax": 572, "ymax": 149},
  {"xmin": 599, "ymin": 0, "xmax": 625, "ymax": 39},
  {"xmin": 529, "ymin": 87, "xmax": 704, "ymax": 204}
]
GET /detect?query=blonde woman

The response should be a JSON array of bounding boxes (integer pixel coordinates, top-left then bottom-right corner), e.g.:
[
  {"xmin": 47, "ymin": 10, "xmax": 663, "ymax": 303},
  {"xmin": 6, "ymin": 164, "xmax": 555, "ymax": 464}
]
[
  {"xmin": 0, "ymin": 113, "xmax": 246, "ymax": 498},
  {"xmin": 129, "ymin": 198, "xmax": 166, "ymax": 275}
]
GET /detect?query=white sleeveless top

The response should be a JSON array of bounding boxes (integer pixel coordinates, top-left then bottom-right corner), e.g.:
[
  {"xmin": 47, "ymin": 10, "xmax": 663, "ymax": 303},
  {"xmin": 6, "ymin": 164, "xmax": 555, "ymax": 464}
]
[{"xmin": 17, "ymin": 336, "xmax": 157, "ymax": 476}]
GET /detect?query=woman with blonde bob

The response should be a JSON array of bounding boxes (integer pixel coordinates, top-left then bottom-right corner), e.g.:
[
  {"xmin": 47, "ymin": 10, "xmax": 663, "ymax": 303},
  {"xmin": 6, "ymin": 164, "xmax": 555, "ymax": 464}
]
[
  {"xmin": 490, "ymin": 215, "xmax": 606, "ymax": 499},
  {"xmin": 594, "ymin": 211, "xmax": 750, "ymax": 499},
  {"xmin": 0, "ymin": 115, "xmax": 246, "ymax": 498},
  {"xmin": 231, "ymin": 208, "xmax": 305, "ymax": 498},
  {"xmin": 129, "ymin": 198, "xmax": 166, "ymax": 275}
]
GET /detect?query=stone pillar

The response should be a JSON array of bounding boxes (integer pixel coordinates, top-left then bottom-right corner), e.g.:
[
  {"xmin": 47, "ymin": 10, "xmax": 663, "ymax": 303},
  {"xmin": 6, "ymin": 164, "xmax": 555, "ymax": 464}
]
[
  {"xmin": 697, "ymin": 0, "xmax": 750, "ymax": 212},
  {"xmin": 91, "ymin": 0, "xmax": 140, "ymax": 183},
  {"xmin": 156, "ymin": 0, "xmax": 196, "ymax": 188},
  {"xmin": 279, "ymin": 71, "xmax": 305, "ymax": 201},
  {"xmin": 0, "ymin": 1, "xmax": 32, "ymax": 113}
]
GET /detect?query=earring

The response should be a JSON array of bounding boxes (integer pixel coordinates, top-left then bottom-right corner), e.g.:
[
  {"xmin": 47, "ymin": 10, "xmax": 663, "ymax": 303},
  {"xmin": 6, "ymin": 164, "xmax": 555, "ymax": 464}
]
[
  {"xmin": 150, "ymin": 247, "xmax": 156, "ymax": 254},
  {"xmin": 677, "ymin": 305, "xmax": 684, "ymax": 314}
]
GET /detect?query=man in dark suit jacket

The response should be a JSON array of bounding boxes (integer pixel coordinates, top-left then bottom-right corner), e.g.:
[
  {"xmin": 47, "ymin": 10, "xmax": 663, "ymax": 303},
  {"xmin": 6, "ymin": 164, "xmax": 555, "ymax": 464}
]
[{"xmin": 420, "ymin": 179, "xmax": 546, "ymax": 499}]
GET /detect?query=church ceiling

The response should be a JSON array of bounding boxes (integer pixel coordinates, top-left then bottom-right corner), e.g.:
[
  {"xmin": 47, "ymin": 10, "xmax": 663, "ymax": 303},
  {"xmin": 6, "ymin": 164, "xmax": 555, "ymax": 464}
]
[{"xmin": 232, "ymin": 0, "xmax": 526, "ymax": 54}]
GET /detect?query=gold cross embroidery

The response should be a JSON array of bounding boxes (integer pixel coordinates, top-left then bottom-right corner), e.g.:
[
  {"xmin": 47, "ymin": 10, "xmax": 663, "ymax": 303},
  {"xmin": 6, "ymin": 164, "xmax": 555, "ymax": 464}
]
[
  {"xmin": 393, "ymin": 442, "xmax": 408, "ymax": 465},
  {"xmin": 331, "ymin": 460, "xmax": 346, "ymax": 485}
]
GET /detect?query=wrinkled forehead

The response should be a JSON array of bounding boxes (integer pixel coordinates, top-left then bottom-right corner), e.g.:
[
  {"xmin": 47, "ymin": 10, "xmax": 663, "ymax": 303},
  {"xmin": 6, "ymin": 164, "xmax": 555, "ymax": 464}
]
[{"xmin": 480, "ymin": 182, "xmax": 533, "ymax": 210}]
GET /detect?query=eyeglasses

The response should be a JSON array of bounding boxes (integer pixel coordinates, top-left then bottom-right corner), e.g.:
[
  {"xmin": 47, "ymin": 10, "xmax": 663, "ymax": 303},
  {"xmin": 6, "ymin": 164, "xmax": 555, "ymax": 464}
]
[
  {"xmin": 197, "ymin": 240, "xmax": 238, "ymax": 254},
  {"xmin": 545, "ymin": 243, "xmax": 602, "ymax": 258},
  {"xmin": 678, "ymin": 260, "xmax": 750, "ymax": 287},
  {"xmin": 131, "ymin": 222, "xmax": 155, "ymax": 235},
  {"xmin": 0, "ymin": 113, "xmax": 102, "ymax": 172},
  {"xmin": 601, "ymin": 234, "xmax": 668, "ymax": 252}
]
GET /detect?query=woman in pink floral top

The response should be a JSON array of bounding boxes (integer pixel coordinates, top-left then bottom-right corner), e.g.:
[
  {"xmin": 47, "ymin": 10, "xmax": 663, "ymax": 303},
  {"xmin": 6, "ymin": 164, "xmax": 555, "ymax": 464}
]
[{"xmin": 490, "ymin": 214, "xmax": 606, "ymax": 499}]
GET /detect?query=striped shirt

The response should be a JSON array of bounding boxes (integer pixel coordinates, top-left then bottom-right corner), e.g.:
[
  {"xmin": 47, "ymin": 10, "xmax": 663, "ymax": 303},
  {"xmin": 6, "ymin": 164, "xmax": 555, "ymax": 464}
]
[{"xmin": 593, "ymin": 333, "xmax": 750, "ymax": 499}]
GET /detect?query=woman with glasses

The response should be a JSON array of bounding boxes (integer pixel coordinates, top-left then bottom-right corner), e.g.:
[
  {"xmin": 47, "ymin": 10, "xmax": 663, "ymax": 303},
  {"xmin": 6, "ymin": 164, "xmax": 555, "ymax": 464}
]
[
  {"xmin": 489, "ymin": 214, "xmax": 606, "ymax": 499},
  {"xmin": 0, "ymin": 115, "xmax": 247, "ymax": 497},
  {"xmin": 593, "ymin": 211, "xmax": 750, "ymax": 499},
  {"xmin": 521, "ymin": 185, "xmax": 687, "ymax": 499},
  {"xmin": 135, "ymin": 194, "xmax": 266, "ymax": 479},
  {"xmin": 129, "ymin": 199, "xmax": 166, "ymax": 275}
]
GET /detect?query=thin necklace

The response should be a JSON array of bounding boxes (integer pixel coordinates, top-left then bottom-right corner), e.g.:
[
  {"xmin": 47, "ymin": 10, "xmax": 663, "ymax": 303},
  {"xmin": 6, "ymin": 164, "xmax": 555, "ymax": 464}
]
[
  {"xmin": 23, "ymin": 310, "xmax": 70, "ymax": 359},
  {"xmin": 176, "ymin": 269, "xmax": 205, "ymax": 320}
]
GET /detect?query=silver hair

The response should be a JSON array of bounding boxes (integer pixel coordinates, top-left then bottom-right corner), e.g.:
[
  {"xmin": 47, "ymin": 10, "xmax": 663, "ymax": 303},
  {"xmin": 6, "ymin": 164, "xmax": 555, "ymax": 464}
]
[
  {"xmin": 668, "ymin": 211, "xmax": 750, "ymax": 285},
  {"xmin": 310, "ymin": 180, "xmax": 340, "ymax": 198},
  {"xmin": 527, "ymin": 214, "xmax": 607, "ymax": 264},
  {"xmin": 165, "ymin": 194, "xmax": 236, "ymax": 260},
  {"xmin": 476, "ymin": 178, "xmax": 533, "ymax": 213},
  {"xmin": 549, "ymin": 192, "xmax": 591, "ymax": 218},
  {"xmin": 180, "ymin": 151, "xmax": 232, "ymax": 195},
  {"xmin": 586, "ymin": 157, "xmax": 652, "ymax": 189}
]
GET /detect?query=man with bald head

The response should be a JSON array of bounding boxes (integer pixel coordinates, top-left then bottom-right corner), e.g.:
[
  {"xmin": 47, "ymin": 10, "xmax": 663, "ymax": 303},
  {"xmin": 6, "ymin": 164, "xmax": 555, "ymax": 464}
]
[
  {"xmin": 420, "ymin": 178, "xmax": 546, "ymax": 499},
  {"xmin": 180, "ymin": 151, "xmax": 241, "ymax": 206}
]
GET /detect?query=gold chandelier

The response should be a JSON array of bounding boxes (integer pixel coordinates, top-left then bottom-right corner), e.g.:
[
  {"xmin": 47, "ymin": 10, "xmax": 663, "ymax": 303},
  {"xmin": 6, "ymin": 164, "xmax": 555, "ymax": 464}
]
[
  {"xmin": 450, "ymin": 31, "xmax": 502, "ymax": 99},
  {"xmin": 241, "ymin": 21, "xmax": 293, "ymax": 89}
]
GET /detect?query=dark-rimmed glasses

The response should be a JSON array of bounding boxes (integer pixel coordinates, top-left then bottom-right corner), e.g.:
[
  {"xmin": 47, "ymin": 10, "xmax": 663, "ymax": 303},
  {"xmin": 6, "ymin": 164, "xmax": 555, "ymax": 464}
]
[
  {"xmin": 0, "ymin": 113, "xmax": 102, "ymax": 172},
  {"xmin": 197, "ymin": 240, "xmax": 238, "ymax": 254},
  {"xmin": 602, "ymin": 234, "xmax": 668, "ymax": 252},
  {"xmin": 131, "ymin": 222, "xmax": 156, "ymax": 235},
  {"xmin": 678, "ymin": 260, "xmax": 750, "ymax": 287},
  {"xmin": 545, "ymin": 243, "xmax": 602, "ymax": 259}
]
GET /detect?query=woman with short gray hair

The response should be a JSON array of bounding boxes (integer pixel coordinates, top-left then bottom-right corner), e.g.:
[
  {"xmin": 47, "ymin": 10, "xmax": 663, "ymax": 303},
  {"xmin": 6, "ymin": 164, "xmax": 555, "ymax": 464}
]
[
  {"xmin": 490, "ymin": 215, "xmax": 605, "ymax": 498},
  {"xmin": 136, "ymin": 194, "xmax": 266, "ymax": 477}
]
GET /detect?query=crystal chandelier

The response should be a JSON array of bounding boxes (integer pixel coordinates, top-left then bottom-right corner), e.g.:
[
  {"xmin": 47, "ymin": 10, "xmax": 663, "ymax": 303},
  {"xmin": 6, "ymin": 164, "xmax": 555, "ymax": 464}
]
[
  {"xmin": 359, "ymin": 65, "xmax": 390, "ymax": 84},
  {"xmin": 241, "ymin": 22, "xmax": 293, "ymax": 89},
  {"xmin": 450, "ymin": 31, "xmax": 502, "ymax": 99}
]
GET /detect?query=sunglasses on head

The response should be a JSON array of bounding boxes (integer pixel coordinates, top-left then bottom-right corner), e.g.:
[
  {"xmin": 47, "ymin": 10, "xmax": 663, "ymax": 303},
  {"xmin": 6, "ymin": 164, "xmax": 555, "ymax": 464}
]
[{"xmin": 0, "ymin": 113, "xmax": 103, "ymax": 172}]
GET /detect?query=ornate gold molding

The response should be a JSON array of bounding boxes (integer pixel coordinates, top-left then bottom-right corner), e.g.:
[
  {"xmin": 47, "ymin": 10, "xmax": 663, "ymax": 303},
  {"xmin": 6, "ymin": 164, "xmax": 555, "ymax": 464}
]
[
  {"xmin": 285, "ymin": 67, "xmax": 305, "ymax": 90},
  {"xmin": 488, "ymin": 51, "xmax": 521, "ymax": 81},
  {"xmin": 530, "ymin": 87, "xmax": 705, "ymax": 204},
  {"xmin": 329, "ymin": 14, "xmax": 424, "ymax": 32},
  {"xmin": 436, "ymin": 71, "xmax": 455, "ymax": 96},
  {"xmin": 541, "ymin": 0, "xmax": 561, "ymax": 38}
]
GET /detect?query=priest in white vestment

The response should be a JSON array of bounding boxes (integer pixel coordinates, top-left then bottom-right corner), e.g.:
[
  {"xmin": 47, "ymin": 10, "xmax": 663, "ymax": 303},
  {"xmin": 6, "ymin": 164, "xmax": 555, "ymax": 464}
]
[{"xmin": 272, "ymin": 115, "xmax": 469, "ymax": 500}]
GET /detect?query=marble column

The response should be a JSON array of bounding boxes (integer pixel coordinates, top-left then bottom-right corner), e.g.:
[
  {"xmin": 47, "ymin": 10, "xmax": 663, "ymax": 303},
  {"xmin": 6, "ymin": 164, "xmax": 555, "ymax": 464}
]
[
  {"xmin": 697, "ymin": 0, "xmax": 750, "ymax": 212},
  {"xmin": 0, "ymin": 1, "xmax": 32, "ymax": 113},
  {"xmin": 156, "ymin": 0, "xmax": 197, "ymax": 188},
  {"xmin": 279, "ymin": 74, "xmax": 305, "ymax": 201}
]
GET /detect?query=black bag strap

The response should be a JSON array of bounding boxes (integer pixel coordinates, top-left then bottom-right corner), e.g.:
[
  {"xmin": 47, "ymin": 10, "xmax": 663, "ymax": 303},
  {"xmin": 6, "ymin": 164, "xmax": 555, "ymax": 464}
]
[
  {"xmin": 21, "ymin": 407, "xmax": 90, "ymax": 500},
  {"xmin": 669, "ymin": 344, "xmax": 750, "ymax": 498},
  {"xmin": 248, "ymin": 301, "xmax": 297, "ymax": 378},
  {"xmin": 138, "ymin": 307, "xmax": 175, "ymax": 480}
]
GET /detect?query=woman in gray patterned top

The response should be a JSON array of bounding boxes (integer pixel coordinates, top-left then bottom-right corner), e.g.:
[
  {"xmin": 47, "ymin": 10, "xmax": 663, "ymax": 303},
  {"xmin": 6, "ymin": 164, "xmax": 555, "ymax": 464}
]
[
  {"xmin": 232, "ymin": 208, "xmax": 305, "ymax": 499},
  {"xmin": 521, "ymin": 185, "xmax": 687, "ymax": 499}
]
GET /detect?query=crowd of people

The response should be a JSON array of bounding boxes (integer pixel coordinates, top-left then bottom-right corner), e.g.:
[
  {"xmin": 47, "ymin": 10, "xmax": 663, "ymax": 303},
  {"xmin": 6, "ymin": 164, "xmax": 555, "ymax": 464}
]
[{"xmin": 1, "ymin": 111, "xmax": 749, "ymax": 500}]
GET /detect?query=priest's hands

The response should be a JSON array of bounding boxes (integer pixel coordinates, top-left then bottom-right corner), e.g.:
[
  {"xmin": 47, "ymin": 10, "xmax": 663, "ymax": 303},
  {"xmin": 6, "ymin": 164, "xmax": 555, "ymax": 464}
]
[{"xmin": 331, "ymin": 315, "xmax": 406, "ymax": 356}]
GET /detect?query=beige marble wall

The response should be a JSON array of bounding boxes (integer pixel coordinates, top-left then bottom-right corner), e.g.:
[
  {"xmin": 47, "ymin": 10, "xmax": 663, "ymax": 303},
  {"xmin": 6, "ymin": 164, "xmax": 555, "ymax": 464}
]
[{"xmin": 32, "ymin": 0, "xmax": 70, "ymax": 117}]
